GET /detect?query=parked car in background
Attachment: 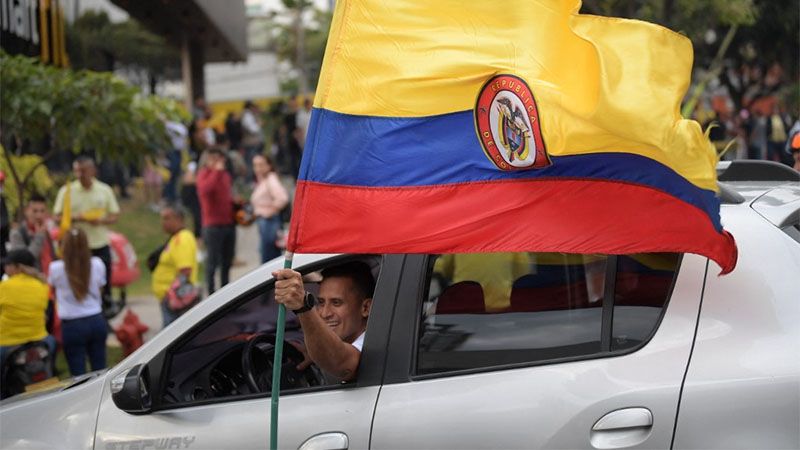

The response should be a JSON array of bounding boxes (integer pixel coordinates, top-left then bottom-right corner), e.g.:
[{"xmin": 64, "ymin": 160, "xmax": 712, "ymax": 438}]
[{"xmin": 2, "ymin": 161, "xmax": 798, "ymax": 449}]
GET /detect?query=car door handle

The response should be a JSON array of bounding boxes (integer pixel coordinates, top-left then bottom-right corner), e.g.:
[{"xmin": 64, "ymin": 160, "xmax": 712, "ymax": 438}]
[
  {"xmin": 298, "ymin": 432, "xmax": 349, "ymax": 450},
  {"xmin": 590, "ymin": 408, "xmax": 653, "ymax": 449}
]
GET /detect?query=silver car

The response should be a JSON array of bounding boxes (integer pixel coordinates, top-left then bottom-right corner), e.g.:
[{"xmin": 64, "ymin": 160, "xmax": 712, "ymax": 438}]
[{"xmin": 2, "ymin": 160, "xmax": 798, "ymax": 450}]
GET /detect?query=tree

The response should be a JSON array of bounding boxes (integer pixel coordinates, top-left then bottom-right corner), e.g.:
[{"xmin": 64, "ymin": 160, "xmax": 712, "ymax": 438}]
[
  {"xmin": 251, "ymin": 2, "xmax": 332, "ymax": 94},
  {"xmin": 0, "ymin": 51, "xmax": 186, "ymax": 216},
  {"xmin": 581, "ymin": 0, "xmax": 798, "ymax": 114},
  {"xmin": 65, "ymin": 10, "xmax": 181, "ymax": 94}
]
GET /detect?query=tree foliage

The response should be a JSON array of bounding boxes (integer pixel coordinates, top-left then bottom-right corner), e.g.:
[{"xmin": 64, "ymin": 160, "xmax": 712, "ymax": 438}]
[
  {"xmin": 0, "ymin": 51, "xmax": 186, "ymax": 212},
  {"xmin": 65, "ymin": 10, "xmax": 181, "ymax": 93},
  {"xmin": 0, "ymin": 150, "xmax": 55, "ymax": 217},
  {"xmin": 251, "ymin": 1, "xmax": 332, "ymax": 94},
  {"xmin": 581, "ymin": 0, "xmax": 798, "ymax": 113}
]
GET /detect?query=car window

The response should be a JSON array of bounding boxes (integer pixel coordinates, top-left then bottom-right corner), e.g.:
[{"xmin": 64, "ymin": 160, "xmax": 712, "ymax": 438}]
[
  {"xmin": 416, "ymin": 252, "xmax": 680, "ymax": 375},
  {"xmin": 160, "ymin": 256, "xmax": 382, "ymax": 406}
]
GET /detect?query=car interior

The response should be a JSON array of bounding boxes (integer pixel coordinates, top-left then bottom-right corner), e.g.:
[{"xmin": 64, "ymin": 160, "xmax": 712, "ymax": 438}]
[
  {"xmin": 418, "ymin": 252, "xmax": 680, "ymax": 374},
  {"xmin": 160, "ymin": 255, "xmax": 383, "ymax": 405}
]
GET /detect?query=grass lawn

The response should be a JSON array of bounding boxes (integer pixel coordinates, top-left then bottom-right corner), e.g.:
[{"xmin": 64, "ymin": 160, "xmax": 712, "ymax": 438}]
[{"xmin": 110, "ymin": 190, "xmax": 165, "ymax": 297}]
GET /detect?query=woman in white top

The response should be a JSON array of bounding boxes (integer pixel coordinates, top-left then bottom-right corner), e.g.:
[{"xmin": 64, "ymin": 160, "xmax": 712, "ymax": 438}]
[
  {"xmin": 48, "ymin": 228, "xmax": 107, "ymax": 376},
  {"xmin": 250, "ymin": 155, "xmax": 289, "ymax": 263}
]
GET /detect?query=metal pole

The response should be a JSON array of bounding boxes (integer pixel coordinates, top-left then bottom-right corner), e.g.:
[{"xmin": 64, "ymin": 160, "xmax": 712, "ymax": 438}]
[{"xmin": 270, "ymin": 252, "xmax": 293, "ymax": 450}]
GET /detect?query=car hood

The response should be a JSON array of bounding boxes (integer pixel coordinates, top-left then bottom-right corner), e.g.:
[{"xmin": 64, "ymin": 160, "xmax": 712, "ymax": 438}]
[
  {"xmin": 0, "ymin": 369, "xmax": 107, "ymax": 407},
  {"xmin": 1, "ymin": 370, "xmax": 108, "ymax": 450}
]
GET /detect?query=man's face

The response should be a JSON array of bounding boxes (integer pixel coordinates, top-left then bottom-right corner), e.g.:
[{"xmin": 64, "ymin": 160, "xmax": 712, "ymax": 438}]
[
  {"xmin": 3, "ymin": 263, "xmax": 19, "ymax": 275},
  {"xmin": 316, "ymin": 276, "xmax": 372, "ymax": 344},
  {"xmin": 206, "ymin": 152, "xmax": 224, "ymax": 168},
  {"xmin": 72, "ymin": 161, "xmax": 95, "ymax": 186},
  {"xmin": 25, "ymin": 201, "xmax": 47, "ymax": 226},
  {"xmin": 160, "ymin": 209, "xmax": 182, "ymax": 234}
]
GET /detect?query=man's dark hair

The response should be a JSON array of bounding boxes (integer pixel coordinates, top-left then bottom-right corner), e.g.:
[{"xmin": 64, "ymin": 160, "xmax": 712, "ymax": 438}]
[
  {"xmin": 162, "ymin": 203, "xmax": 186, "ymax": 220},
  {"xmin": 27, "ymin": 193, "xmax": 46, "ymax": 204},
  {"xmin": 206, "ymin": 147, "xmax": 227, "ymax": 158},
  {"xmin": 74, "ymin": 155, "xmax": 95, "ymax": 167},
  {"xmin": 322, "ymin": 261, "xmax": 376, "ymax": 301}
]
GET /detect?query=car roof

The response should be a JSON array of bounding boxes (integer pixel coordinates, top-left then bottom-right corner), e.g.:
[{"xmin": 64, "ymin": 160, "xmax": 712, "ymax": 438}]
[{"xmin": 717, "ymin": 160, "xmax": 800, "ymax": 229}]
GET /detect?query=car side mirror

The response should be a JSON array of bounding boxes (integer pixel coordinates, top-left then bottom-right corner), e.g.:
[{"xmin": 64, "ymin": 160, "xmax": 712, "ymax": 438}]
[{"xmin": 111, "ymin": 364, "xmax": 152, "ymax": 414}]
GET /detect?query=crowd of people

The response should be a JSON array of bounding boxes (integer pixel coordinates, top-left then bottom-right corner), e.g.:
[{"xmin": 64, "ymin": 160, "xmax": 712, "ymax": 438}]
[
  {"xmin": 0, "ymin": 96, "xmax": 310, "ymax": 383},
  {"xmin": 2, "ymin": 87, "xmax": 797, "ymax": 386},
  {"xmin": 704, "ymin": 103, "xmax": 800, "ymax": 171},
  {"xmin": 0, "ymin": 157, "xmax": 117, "ymax": 384}
]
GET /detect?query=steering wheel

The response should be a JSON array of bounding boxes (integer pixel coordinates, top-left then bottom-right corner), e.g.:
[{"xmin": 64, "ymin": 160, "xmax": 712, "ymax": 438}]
[{"xmin": 241, "ymin": 333, "xmax": 323, "ymax": 393}]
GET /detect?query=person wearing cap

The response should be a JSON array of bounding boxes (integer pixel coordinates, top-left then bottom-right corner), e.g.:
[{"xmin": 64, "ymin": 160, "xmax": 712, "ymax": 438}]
[{"xmin": 0, "ymin": 249, "xmax": 54, "ymax": 375}]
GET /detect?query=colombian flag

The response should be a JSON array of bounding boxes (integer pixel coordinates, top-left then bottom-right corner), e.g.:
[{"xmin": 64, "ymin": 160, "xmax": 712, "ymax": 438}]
[{"xmin": 288, "ymin": 0, "xmax": 738, "ymax": 274}]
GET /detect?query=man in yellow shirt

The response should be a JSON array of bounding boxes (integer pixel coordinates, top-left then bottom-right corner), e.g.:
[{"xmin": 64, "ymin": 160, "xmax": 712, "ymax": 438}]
[
  {"xmin": 53, "ymin": 156, "xmax": 120, "ymax": 304},
  {"xmin": 0, "ymin": 249, "xmax": 54, "ymax": 374},
  {"xmin": 152, "ymin": 205, "xmax": 198, "ymax": 327}
]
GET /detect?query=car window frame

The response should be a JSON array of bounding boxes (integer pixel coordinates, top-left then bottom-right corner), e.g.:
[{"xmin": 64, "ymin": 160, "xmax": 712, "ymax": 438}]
[
  {"xmin": 147, "ymin": 254, "xmax": 402, "ymax": 412},
  {"xmin": 382, "ymin": 253, "xmax": 683, "ymax": 384}
]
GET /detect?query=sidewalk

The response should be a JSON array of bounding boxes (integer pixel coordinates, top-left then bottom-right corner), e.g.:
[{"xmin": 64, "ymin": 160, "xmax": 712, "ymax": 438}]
[{"xmin": 108, "ymin": 223, "xmax": 263, "ymax": 344}]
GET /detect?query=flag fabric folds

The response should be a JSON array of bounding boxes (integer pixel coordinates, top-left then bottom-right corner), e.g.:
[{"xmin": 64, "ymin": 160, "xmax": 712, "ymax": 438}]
[
  {"xmin": 59, "ymin": 181, "xmax": 71, "ymax": 237},
  {"xmin": 288, "ymin": 0, "xmax": 738, "ymax": 273}
]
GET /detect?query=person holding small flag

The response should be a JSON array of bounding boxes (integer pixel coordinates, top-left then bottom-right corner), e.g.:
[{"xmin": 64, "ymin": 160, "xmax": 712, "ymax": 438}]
[{"xmin": 54, "ymin": 156, "xmax": 120, "ymax": 306}]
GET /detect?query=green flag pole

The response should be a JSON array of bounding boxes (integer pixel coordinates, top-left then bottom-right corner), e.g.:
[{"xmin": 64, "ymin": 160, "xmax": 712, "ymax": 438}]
[{"xmin": 270, "ymin": 251, "xmax": 293, "ymax": 450}]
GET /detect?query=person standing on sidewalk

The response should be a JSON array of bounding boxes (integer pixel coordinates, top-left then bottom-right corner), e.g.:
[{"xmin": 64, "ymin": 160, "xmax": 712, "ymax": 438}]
[
  {"xmin": 250, "ymin": 155, "xmax": 288, "ymax": 264},
  {"xmin": 54, "ymin": 156, "xmax": 120, "ymax": 307},
  {"xmin": 196, "ymin": 148, "xmax": 236, "ymax": 294},
  {"xmin": 152, "ymin": 205, "xmax": 198, "ymax": 326},
  {"xmin": 48, "ymin": 228, "xmax": 107, "ymax": 376}
]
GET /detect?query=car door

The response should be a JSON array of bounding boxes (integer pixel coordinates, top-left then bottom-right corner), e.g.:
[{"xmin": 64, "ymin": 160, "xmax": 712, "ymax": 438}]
[
  {"xmin": 371, "ymin": 252, "xmax": 708, "ymax": 449},
  {"xmin": 93, "ymin": 254, "xmax": 402, "ymax": 450}
]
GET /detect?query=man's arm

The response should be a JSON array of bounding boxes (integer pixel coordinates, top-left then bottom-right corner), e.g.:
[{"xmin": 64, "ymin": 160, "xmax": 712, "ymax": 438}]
[
  {"xmin": 9, "ymin": 227, "xmax": 45, "ymax": 256},
  {"xmin": 273, "ymin": 269, "xmax": 362, "ymax": 381},
  {"xmin": 101, "ymin": 213, "xmax": 119, "ymax": 225}
]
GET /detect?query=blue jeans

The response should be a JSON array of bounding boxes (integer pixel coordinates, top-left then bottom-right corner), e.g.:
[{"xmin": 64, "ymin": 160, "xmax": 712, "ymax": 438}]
[
  {"xmin": 161, "ymin": 300, "xmax": 181, "ymax": 328},
  {"xmin": 256, "ymin": 215, "xmax": 283, "ymax": 264},
  {"xmin": 61, "ymin": 314, "xmax": 108, "ymax": 376}
]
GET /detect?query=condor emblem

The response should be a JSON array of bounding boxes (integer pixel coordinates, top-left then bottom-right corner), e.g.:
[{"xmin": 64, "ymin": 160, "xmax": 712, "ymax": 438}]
[{"xmin": 475, "ymin": 74, "xmax": 550, "ymax": 171}]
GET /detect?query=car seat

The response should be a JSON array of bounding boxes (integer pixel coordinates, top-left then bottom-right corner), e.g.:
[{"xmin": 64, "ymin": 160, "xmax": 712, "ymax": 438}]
[{"xmin": 435, "ymin": 281, "xmax": 485, "ymax": 314}]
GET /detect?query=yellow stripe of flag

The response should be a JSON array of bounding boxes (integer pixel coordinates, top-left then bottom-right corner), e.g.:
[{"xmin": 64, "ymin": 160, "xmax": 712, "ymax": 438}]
[{"xmin": 314, "ymin": 0, "xmax": 717, "ymax": 191}]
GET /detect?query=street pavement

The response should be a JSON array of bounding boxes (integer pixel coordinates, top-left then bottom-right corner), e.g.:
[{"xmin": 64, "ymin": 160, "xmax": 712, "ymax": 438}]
[{"xmin": 108, "ymin": 223, "xmax": 263, "ymax": 344}]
